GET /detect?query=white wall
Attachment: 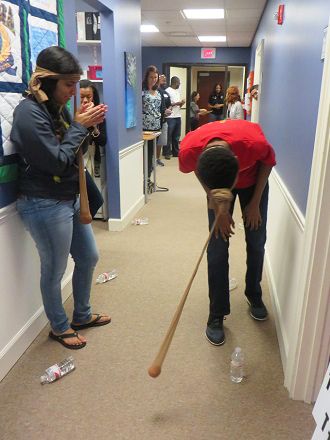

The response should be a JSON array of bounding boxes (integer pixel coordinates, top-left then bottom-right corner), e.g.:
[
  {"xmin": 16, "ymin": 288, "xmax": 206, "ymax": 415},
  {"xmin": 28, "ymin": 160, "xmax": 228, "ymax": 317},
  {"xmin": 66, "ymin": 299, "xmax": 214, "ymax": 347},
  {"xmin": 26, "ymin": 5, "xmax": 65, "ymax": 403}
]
[
  {"xmin": 265, "ymin": 171, "xmax": 305, "ymax": 371},
  {"xmin": 0, "ymin": 204, "xmax": 74, "ymax": 381},
  {"xmin": 108, "ymin": 141, "xmax": 145, "ymax": 231}
]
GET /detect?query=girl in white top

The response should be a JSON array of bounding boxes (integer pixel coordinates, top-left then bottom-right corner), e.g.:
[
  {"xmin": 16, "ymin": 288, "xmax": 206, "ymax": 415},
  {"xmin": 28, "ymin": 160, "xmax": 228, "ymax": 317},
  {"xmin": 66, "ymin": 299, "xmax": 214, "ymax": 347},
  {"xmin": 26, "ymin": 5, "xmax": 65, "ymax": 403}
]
[{"xmin": 226, "ymin": 86, "xmax": 244, "ymax": 120}]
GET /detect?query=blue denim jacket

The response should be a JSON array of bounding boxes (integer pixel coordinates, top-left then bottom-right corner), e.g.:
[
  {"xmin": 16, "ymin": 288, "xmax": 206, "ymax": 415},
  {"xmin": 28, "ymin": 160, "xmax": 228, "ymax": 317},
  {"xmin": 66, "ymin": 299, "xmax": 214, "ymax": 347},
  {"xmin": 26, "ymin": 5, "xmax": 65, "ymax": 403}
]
[{"xmin": 11, "ymin": 97, "xmax": 89, "ymax": 200}]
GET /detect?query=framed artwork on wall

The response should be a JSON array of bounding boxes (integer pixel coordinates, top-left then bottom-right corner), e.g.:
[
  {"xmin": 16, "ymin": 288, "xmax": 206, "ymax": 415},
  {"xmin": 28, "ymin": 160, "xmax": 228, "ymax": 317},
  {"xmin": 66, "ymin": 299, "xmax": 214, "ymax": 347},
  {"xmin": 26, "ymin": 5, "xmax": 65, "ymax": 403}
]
[{"xmin": 124, "ymin": 51, "xmax": 137, "ymax": 128}]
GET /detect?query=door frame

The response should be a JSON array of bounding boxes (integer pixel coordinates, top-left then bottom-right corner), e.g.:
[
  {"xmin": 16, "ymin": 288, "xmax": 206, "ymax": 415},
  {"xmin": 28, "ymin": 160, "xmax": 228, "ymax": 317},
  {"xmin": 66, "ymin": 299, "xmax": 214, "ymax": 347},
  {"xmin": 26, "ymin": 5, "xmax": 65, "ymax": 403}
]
[
  {"xmin": 284, "ymin": 19, "xmax": 330, "ymax": 402},
  {"xmin": 251, "ymin": 39, "xmax": 264, "ymax": 123},
  {"xmin": 163, "ymin": 62, "xmax": 247, "ymax": 134}
]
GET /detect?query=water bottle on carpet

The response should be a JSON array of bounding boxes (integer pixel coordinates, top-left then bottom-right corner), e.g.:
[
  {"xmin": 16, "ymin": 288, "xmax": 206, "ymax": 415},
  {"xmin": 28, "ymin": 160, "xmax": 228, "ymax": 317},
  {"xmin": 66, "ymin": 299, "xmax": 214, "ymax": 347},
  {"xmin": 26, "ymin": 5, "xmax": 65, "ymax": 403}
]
[
  {"xmin": 230, "ymin": 347, "xmax": 244, "ymax": 383},
  {"xmin": 40, "ymin": 356, "xmax": 75, "ymax": 384}
]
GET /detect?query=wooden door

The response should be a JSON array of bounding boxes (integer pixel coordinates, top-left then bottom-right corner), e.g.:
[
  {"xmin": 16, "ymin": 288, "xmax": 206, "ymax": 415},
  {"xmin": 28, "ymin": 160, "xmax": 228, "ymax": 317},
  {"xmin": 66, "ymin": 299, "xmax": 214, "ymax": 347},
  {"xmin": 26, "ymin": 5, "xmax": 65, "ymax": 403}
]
[{"xmin": 196, "ymin": 71, "xmax": 227, "ymax": 127}]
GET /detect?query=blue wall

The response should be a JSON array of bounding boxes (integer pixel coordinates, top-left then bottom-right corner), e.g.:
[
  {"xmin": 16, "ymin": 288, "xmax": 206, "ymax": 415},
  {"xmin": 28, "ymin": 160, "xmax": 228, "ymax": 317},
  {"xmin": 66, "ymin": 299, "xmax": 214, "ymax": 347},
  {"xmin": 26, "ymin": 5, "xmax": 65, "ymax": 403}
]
[
  {"xmin": 251, "ymin": 0, "xmax": 330, "ymax": 214},
  {"xmin": 142, "ymin": 47, "xmax": 251, "ymax": 73},
  {"xmin": 65, "ymin": 0, "xmax": 142, "ymax": 219}
]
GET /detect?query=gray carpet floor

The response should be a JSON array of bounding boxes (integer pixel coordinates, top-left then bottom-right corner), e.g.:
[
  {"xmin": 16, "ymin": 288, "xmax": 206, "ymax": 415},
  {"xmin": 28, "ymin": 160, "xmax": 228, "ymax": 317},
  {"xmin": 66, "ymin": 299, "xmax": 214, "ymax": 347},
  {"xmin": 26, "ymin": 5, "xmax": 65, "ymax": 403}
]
[{"xmin": 0, "ymin": 158, "xmax": 315, "ymax": 439}]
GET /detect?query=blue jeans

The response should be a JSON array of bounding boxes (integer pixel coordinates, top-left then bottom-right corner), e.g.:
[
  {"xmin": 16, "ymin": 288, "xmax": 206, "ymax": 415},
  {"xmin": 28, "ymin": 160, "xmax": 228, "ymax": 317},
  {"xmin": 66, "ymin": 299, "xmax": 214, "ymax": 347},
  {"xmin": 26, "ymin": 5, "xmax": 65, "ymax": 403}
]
[
  {"xmin": 17, "ymin": 196, "xmax": 99, "ymax": 333},
  {"xmin": 207, "ymin": 184, "xmax": 269, "ymax": 321},
  {"xmin": 209, "ymin": 113, "xmax": 224, "ymax": 122},
  {"xmin": 164, "ymin": 117, "xmax": 181, "ymax": 156}
]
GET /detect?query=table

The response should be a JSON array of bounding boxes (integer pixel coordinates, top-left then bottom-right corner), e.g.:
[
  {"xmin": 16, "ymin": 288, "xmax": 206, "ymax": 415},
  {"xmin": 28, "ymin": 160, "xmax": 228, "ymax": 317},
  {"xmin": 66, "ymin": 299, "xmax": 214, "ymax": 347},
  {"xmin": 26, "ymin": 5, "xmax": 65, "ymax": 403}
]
[{"xmin": 142, "ymin": 131, "xmax": 161, "ymax": 202}]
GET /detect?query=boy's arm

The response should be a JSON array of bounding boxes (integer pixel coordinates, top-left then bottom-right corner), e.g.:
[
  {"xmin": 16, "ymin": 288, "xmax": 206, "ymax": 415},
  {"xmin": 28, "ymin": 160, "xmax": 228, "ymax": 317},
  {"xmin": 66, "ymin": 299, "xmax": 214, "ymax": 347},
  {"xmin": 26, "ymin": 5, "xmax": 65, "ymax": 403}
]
[{"xmin": 194, "ymin": 170, "xmax": 235, "ymax": 241}]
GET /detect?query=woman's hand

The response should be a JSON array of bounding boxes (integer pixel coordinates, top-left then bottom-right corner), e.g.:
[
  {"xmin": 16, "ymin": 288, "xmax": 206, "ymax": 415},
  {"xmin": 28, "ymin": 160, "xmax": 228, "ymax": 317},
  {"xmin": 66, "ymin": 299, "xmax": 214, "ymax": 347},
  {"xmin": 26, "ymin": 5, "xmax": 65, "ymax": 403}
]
[{"xmin": 75, "ymin": 103, "xmax": 108, "ymax": 128}]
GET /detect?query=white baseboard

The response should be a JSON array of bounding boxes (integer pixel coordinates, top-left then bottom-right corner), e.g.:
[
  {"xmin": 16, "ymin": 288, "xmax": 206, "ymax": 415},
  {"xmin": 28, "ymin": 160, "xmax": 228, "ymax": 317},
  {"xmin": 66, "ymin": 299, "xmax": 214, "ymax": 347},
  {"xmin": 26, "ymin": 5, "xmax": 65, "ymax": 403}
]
[
  {"xmin": 0, "ymin": 272, "xmax": 73, "ymax": 382},
  {"xmin": 265, "ymin": 171, "xmax": 305, "ymax": 372},
  {"xmin": 264, "ymin": 250, "xmax": 289, "ymax": 371},
  {"xmin": 108, "ymin": 195, "xmax": 145, "ymax": 231}
]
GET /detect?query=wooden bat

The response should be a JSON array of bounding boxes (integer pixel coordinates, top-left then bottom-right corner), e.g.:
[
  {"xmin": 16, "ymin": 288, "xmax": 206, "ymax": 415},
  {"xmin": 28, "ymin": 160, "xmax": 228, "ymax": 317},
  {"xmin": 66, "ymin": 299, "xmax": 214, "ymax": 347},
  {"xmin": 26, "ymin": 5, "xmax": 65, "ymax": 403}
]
[
  {"xmin": 78, "ymin": 147, "xmax": 92, "ymax": 224},
  {"xmin": 74, "ymin": 95, "xmax": 92, "ymax": 224},
  {"xmin": 148, "ymin": 211, "xmax": 221, "ymax": 378}
]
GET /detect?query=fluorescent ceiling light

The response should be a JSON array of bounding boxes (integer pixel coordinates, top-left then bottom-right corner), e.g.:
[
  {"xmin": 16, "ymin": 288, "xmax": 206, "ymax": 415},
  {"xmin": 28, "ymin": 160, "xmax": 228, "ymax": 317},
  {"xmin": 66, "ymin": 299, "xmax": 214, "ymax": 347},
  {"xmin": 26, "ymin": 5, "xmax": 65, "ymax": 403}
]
[
  {"xmin": 183, "ymin": 9, "xmax": 224, "ymax": 19},
  {"xmin": 141, "ymin": 24, "xmax": 159, "ymax": 33},
  {"xmin": 198, "ymin": 35, "xmax": 226, "ymax": 42}
]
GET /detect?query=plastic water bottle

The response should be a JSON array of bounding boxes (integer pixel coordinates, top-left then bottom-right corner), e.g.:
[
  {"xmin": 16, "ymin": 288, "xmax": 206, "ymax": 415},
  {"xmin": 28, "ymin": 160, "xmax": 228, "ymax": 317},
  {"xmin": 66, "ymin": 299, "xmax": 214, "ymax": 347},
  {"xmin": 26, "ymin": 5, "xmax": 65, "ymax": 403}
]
[
  {"xmin": 132, "ymin": 217, "xmax": 149, "ymax": 225},
  {"xmin": 230, "ymin": 347, "xmax": 244, "ymax": 383},
  {"xmin": 96, "ymin": 269, "xmax": 118, "ymax": 284},
  {"xmin": 40, "ymin": 356, "xmax": 75, "ymax": 384}
]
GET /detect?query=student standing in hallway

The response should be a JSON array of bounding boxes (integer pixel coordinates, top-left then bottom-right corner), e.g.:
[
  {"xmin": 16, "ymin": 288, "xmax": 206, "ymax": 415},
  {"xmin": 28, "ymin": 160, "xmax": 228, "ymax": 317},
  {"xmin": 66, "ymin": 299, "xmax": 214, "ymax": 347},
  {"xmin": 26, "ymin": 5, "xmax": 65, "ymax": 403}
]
[
  {"xmin": 208, "ymin": 83, "xmax": 225, "ymax": 122},
  {"xmin": 178, "ymin": 120, "xmax": 276, "ymax": 345},
  {"xmin": 226, "ymin": 86, "xmax": 244, "ymax": 120},
  {"xmin": 11, "ymin": 47, "xmax": 111, "ymax": 350},
  {"xmin": 142, "ymin": 65, "xmax": 162, "ymax": 190},
  {"xmin": 163, "ymin": 76, "xmax": 185, "ymax": 159},
  {"xmin": 157, "ymin": 74, "xmax": 172, "ymax": 166}
]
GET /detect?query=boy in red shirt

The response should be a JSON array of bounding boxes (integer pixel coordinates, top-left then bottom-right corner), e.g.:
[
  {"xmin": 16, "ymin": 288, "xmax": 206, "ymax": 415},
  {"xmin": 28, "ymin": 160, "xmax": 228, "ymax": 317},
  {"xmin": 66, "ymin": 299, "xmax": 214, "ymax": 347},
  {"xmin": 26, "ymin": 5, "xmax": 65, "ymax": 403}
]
[{"xmin": 179, "ymin": 120, "xmax": 276, "ymax": 345}]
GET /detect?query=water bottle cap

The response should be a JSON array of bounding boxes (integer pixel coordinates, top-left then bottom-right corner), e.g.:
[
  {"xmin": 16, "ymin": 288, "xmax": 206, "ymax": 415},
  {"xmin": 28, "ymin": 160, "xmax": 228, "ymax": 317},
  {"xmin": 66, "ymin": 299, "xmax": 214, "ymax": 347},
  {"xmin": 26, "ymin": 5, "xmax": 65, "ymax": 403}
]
[{"xmin": 40, "ymin": 375, "xmax": 47, "ymax": 384}]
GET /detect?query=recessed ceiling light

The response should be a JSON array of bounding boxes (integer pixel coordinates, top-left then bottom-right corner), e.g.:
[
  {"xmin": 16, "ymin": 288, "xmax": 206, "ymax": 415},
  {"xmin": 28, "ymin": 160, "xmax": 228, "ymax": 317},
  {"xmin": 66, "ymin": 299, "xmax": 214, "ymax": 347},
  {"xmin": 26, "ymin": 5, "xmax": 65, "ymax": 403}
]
[
  {"xmin": 141, "ymin": 24, "xmax": 159, "ymax": 33},
  {"xmin": 198, "ymin": 36, "xmax": 227, "ymax": 42},
  {"xmin": 183, "ymin": 9, "xmax": 224, "ymax": 19}
]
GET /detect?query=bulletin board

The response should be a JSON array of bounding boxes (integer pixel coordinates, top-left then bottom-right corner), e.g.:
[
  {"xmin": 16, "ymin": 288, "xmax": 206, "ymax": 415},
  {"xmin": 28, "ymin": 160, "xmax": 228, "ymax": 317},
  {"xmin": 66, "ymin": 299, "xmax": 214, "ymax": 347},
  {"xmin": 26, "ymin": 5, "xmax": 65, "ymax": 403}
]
[{"xmin": 0, "ymin": 0, "xmax": 64, "ymax": 211}]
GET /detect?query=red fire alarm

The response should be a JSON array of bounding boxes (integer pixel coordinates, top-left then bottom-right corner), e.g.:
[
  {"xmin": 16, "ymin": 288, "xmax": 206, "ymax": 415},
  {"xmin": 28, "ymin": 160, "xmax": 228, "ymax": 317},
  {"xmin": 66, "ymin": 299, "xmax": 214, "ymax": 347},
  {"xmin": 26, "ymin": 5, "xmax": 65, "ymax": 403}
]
[{"xmin": 277, "ymin": 4, "xmax": 285, "ymax": 25}]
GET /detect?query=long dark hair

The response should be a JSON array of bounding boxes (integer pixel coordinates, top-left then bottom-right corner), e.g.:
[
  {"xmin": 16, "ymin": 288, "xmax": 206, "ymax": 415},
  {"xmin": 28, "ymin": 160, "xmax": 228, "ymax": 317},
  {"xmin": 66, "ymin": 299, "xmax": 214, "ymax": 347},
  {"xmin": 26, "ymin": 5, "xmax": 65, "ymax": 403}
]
[
  {"xmin": 191, "ymin": 91, "xmax": 199, "ymax": 101},
  {"xmin": 36, "ymin": 46, "xmax": 82, "ymax": 139},
  {"xmin": 212, "ymin": 83, "xmax": 222, "ymax": 95},
  {"xmin": 142, "ymin": 65, "xmax": 159, "ymax": 91},
  {"xmin": 80, "ymin": 79, "xmax": 100, "ymax": 105}
]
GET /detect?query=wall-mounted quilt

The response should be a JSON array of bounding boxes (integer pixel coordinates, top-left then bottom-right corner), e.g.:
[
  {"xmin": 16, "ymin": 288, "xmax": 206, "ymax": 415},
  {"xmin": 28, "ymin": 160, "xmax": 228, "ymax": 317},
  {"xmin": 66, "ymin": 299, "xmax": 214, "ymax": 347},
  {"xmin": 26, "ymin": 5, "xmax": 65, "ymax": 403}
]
[{"xmin": 0, "ymin": 0, "xmax": 64, "ymax": 211}]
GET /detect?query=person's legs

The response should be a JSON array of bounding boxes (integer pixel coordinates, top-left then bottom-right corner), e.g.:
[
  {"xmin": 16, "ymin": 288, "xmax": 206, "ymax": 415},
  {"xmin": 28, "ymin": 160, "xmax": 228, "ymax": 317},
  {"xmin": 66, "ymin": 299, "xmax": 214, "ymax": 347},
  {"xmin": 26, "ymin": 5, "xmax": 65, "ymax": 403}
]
[
  {"xmin": 207, "ymin": 196, "xmax": 236, "ymax": 321},
  {"xmin": 70, "ymin": 197, "xmax": 99, "ymax": 324},
  {"xmin": 190, "ymin": 118, "xmax": 198, "ymax": 131},
  {"xmin": 147, "ymin": 139, "xmax": 153, "ymax": 179},
  {"xmin": 172, "ymin": 118, "xmax": 181, "ymax": 156},
  {"xmin": 237, "ymin": 184, "xmax": 269, "ymax": 319},
  {"xmin": 209, "ymin": 113, "xmax": 217, "ymax": 122},
  {"xmin": 16, "ymin": 197, "xmax": 75, "ymax": 334},
  {"xmin": 164, "ymin": 118, "xmax": 174, "ymax": 158}
]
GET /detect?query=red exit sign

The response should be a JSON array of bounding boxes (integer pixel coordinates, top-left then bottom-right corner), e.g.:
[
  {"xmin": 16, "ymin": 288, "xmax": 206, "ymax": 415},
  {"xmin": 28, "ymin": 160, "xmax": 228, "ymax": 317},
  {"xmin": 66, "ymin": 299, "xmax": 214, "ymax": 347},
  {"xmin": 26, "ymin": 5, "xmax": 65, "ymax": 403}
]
[{"xmin": 201, "ymin": 48, "xmax": 216, "ymax": 59}]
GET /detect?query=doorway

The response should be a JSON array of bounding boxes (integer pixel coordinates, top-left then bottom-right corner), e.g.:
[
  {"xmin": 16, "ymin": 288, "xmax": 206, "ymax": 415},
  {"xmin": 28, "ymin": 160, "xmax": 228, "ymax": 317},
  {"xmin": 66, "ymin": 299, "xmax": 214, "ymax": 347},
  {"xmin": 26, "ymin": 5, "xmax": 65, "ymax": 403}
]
[
  {"xmin": 251, "ymin": 39, "xmax": 264, "ymax": 123},
  {"xmin": 164, "ymin": 63, "xmax": 246, "ymax": 134}
]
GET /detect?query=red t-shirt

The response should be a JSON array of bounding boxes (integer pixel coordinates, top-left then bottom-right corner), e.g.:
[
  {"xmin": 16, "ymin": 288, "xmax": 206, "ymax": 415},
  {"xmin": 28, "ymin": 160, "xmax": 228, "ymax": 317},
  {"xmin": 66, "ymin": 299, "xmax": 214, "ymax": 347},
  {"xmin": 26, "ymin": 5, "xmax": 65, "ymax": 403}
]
[{"xmin": 179, "ymin": 120, "xmax": 276, "ymax": 189}]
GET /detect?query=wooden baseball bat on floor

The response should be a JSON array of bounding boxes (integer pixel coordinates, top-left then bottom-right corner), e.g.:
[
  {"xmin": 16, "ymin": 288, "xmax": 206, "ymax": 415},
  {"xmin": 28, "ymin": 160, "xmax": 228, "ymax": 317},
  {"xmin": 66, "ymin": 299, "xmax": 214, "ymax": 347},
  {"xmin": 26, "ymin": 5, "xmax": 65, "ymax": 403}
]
[{"xmin": 148, "ymin": 210, "xmax": 221, "ymax": 378}]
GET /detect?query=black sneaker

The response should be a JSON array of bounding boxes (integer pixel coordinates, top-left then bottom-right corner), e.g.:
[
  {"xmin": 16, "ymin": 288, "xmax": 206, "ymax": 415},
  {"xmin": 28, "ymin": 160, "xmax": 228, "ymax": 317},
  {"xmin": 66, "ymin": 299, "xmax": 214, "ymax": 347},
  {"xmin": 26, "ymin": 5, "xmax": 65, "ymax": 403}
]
[
  {"xmin": 246, "ymin": 298, "xmax": 268, "ymax": 321},
  {"xmin": 157, "ymin": 159, "xmax": 165, "ymax": 166},
  {"xmin": 164, "ymin": 155, "xmax": 171, "ymax": 160},
  {"xmin": 205, "ymin": 317, "xmax": 225, "ymax": 345}
]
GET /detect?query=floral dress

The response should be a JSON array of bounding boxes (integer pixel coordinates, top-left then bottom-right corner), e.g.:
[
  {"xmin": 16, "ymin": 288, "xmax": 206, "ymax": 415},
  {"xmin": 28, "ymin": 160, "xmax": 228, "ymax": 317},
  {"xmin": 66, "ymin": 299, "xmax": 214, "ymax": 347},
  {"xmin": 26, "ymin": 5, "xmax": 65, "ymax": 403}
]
[{"xmin": 142, "ymin": 90, "xmax": 161, "ymax": 131}]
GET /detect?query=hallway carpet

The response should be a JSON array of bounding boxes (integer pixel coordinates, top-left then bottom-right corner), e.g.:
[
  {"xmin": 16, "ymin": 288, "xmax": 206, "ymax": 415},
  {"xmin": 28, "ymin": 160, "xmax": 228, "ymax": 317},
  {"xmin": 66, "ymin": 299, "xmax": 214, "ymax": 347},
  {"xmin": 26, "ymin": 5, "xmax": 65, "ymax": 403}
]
[{"xmin": 0, "ymin": 159, "xmax": 314, "ymax": 439}]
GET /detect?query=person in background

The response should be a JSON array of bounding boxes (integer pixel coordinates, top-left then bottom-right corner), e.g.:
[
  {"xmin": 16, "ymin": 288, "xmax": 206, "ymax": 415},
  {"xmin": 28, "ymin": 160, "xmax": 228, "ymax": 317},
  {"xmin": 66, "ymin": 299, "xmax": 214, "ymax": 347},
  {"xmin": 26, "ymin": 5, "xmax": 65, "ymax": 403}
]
[
  {"xmin": 226, "ymin": 86, "xmax": 245, "ymax": 120},
  {"xmin": 250, "ymin": 84, "xmax": 259, "ymax": 101},
  {"xmin": 11, "ymin": 46, "xmax": 111, "ymax": 350},
  {"xmin": 142, "ymin": 65, "xmax": 162, "ymax": 191},
  {"xmin": 190, "ymin": 91, "xmax": 209, "ymax": 131},
  {"xmin": 157, "ymin": 74, "xmax": 172, "ymax": 166},
  {"xmin": 208, "ymin": 83, "xmax": 225, "ymax": 122},
  {"xmin": 163, "ymin": 76, "xmax": 185, "ymax": 159},
  {"xmin": 80, "ymin": 79, "xmax": 107, "ymax": 218},
  {"xmin": 178, "ymin": 119, "xmax": 276, "ymax": 346}
]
